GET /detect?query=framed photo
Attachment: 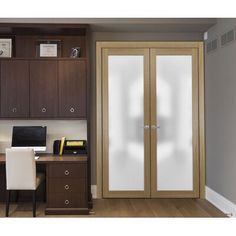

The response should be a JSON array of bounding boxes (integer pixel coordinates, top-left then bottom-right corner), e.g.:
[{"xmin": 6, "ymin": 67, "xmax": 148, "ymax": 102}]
[
  {"xmin": 36, "ymin": 40, "xmax": 61, "ymax": 57},
  {"xmin": 0, "ymin": 39, "xmax": 12, "ymax": 58}
]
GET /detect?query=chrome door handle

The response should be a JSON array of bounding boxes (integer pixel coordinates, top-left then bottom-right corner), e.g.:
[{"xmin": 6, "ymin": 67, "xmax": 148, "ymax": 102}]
[
  {"xmin": 151, "ymin": 125, "xmax": 160, "ymax": 129},
  {"xmin": 143, "ymin": 125, "xmax": 150, "ymax": 129}
]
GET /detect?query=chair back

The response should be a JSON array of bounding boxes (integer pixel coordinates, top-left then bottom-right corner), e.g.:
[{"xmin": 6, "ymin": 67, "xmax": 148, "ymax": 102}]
[{"xmin": 6, "ymin": 148, "xmax": 36, "ymax": 190}]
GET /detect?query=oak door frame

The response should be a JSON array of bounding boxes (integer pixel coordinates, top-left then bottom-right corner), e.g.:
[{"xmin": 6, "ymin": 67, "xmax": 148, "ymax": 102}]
[{"xmin": 96, "ymin": 41, "xmax": 205, "ymax": 199}]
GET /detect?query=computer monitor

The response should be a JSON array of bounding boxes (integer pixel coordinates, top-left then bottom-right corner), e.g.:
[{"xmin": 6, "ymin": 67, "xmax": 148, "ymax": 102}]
[{"xmin": 11, "ymin": 126, "xmax": 47, "ymax": 152}]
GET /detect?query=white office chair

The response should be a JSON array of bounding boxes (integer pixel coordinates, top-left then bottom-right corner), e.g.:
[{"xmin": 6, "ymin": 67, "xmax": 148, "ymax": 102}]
[{"xmin": 5, "ymin": 148, "xmax": 45, "ymax": 217}]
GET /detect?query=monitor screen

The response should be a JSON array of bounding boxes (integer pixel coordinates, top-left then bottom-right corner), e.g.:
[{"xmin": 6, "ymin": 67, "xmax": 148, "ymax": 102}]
[{"xmin": 12, "ymin": 126, "xmax": 47, "ymax": 151}]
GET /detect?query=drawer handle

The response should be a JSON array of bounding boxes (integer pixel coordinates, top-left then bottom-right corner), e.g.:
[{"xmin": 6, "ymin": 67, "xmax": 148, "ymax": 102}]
[
  {"xmin": 65, "ymin": 200, "xmax": 70, "ymax": 205},
  {"xmin": 70, "ymin": 107, "xmax": 75, "ymax": 113},
  {"xmin": 64, "ymin": 170, "xmax": 70, "ymax": 176},
  {"xmin": 64, "ymin": 184, "xmax": 70, "ymax": 190},
  {"xmin": 42, "ymin": 107, "xmax": 46, "ymax": 113},
  {"xmin": 12, "ymin": 108, "xmax": 17, "ymax": 113}
]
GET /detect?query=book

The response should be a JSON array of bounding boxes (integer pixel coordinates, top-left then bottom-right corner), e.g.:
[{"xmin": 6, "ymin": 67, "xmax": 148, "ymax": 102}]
[{"xmin": 59, "ymin": 137, "xmax": 66, "ymax": 156}]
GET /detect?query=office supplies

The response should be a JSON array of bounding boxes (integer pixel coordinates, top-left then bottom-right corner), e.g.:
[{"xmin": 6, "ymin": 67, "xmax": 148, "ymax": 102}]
[
  {"xmin": 59, "ymin": 137, "xmax": 66, "ymax": 155},
  {"xmin": 11, "ymin": 126, "xmax": 47, "ymax": 152},
  {"xmin": 53, "ymin": 139, "xmax": 87, "ymax": 155}
]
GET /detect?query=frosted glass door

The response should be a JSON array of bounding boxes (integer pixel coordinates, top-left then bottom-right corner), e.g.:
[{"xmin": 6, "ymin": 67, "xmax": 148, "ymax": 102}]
[
  {"xmin": 102, "ymin": 49, "xmax": 150, "ymax": 198},
  {"xmin": 150, "ymin": 49, "xmax": 199, "ymax": 197}
]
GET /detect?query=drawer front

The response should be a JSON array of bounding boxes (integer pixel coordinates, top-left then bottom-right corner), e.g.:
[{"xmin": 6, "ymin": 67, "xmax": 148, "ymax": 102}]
[
  {"xmin": 48, "ymin": 178, "xmax": 86, "ymax": 193},
  {"xmin": 48, "ymin": 163, "xmax": 86, "ymax": 178},
  {"xmin": 47, "ymin": 193, "xmax": 87, "ymax": 208}
]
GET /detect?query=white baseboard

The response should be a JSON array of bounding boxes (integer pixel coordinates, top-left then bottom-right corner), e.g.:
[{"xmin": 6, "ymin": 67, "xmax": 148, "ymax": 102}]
[
  {"xmin": 206, "ymin": 186, "xmax": 236, "ymax": 217},
  {"xmin": 91, "ymin": 185, "xmax": 97, "ymax": 199}
]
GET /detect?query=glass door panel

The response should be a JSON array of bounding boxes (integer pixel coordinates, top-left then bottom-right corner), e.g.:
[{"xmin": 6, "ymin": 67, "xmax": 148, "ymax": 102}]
[
  {"xmin": 156, "ymin": 55, "xmax": 193, "ymax": 190},
  {"xmin": 108, "ymin": 55, "xmax": 144, "ymax": 191},
  {"xmin": 102, "ymin": 49, "xmax": 150, "ymax": 197},
  {"xmin": 150, "ymin": 49, "xmax": 199, "ymax": 198}
]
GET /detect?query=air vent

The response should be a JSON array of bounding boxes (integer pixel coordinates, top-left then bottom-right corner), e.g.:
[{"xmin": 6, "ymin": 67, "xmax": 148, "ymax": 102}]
[
  {"xmin": 206, "ymin": 39, "xmax": 218, "ymax": 53},
  {"xmin": 221, "ymin": 29, "xmax": 235, "ymax": 46}
]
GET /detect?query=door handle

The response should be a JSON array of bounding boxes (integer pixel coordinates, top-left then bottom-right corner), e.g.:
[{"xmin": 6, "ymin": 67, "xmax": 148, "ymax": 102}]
[
  {"xmin": 151, "ymin": 125, "xmax": 160, "ymax": 129},
  {"xmin": 143, "ymin": 125, "xmax": 150, "ymax": 129}
]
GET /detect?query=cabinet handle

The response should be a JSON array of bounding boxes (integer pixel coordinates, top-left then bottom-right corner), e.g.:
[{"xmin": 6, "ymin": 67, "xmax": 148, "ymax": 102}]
[
  {"xmin": 65, "ymin": 200, "xmax": 70, "ymax": 205},
  {"xmin": 41, "ymin": 108, "xmax": 46, "ymax": 113},
  {"xmin": 64, "ymin": 170, "xmax": 70, "ymax": 176},
  {"xmin": 12, "ymin": 108, "xmax": 17, "ymax": 113},
  {"xmin": 70, "ymin": 107, "xmax": 75, "ymax": 113},
  {"xmin": 64, "ymin": 184, "xmax": 70, "ymax": 190}
]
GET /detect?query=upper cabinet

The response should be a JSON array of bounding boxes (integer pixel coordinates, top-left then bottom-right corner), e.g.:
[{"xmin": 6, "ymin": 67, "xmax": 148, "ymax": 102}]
[
  {"xmin": 58, "ymin": 60, "xmax": 87, "ymax": 118},
  {"xmin": 0, "ymin": 24, "xmax": 89, "ymax": 119},
  {"xmin": 30, "ymin": 60, "xmax": 58, "ymax": 118},
  {"xmin": 0, "ymin": 60, "xmax": 30, "ymax": 118}
]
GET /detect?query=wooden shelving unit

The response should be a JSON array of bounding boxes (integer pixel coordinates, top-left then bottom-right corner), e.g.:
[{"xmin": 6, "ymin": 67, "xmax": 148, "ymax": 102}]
[{"xmin": 0, "ymin": 23, "xmax": 92, "ymax": 211}]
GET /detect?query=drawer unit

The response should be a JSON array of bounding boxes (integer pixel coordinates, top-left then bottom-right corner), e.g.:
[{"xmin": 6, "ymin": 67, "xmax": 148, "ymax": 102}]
[
  {"xmin": 48, "ymin": 178, "xmax": 86, "ymax": 193},
  {"xmin": 47, "ymin": 193, "xmax": 87, "ymax": 208},
  {"xmin": 46, "ymin": 161, "xmax": 88, "ymax": 214},
  {"xmin": 48, "ymin": 163, "xmax": 86, "ymax": 178}
]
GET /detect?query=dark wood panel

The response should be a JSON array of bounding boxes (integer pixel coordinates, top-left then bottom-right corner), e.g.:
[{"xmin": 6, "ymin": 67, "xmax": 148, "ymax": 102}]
[
  {"xmin": 47, "ymin": 193, "xmax": 87, "ymax": 208},
  {"xmin": 0, "ymin": 60, "xmax": 29, "ymax": 117},
  {"xmin": 30, "ymin": 60, "xmax": 58, "ymax": 117},
  {"xmin": 15, "ymin": 36, "xmax": 37, "ymax": 58},
  {"xmin": 48, "ymin": 178, "xmax": 86, "ymax": 193},
  {"xmin": 58, "ymin": 60, "xmax": 86, "ymax": 118},
  {"xmin": 48, "ymin": 163, "xmax": 86, "ymax": 178}
]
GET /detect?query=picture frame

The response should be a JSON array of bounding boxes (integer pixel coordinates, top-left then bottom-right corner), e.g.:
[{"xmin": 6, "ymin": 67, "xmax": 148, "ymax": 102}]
[
  {"xmin": 36, "ymin": 40, "xmax": 61, "ymax": 57},
  {"xmin": 0, "ymin": 39, "xmax": 12, "ymax": 58}
]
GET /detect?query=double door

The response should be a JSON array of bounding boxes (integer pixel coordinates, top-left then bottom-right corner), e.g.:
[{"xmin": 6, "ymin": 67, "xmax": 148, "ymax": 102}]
[{"xmin": 99, "ymin": 42, "xmax": 204, "ymax": 198}]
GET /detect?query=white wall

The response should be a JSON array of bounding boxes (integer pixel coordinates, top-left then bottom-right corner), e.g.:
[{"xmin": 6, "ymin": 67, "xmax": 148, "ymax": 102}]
[{"xmin": 0, "ymin": 120, "xmax": 87, "ymax": 153}]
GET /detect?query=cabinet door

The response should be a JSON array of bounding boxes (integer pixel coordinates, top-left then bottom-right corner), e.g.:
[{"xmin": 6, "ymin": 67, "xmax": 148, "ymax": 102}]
[
  {"xmin": 0, "ymin": 60, "xmax": 29, "ymax": 117},
  {"xmin": 58, "ymin": 60, "xmax": 86, "ymax": 118},
  {"xmin": 30, "ymin": 60, "xmax": 58, "ymax": 118}
]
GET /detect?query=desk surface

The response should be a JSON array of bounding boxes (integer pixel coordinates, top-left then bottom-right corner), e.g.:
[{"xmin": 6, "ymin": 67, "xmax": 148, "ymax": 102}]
[{"xmin": 0, "ymin": 154, "xmax": 87, "ymax": 164}]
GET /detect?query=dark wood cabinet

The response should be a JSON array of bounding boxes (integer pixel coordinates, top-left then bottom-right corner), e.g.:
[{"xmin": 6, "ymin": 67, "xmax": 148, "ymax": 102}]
[
  {"xmin": 46, "ymin": 160, "xmax": 88, "ymax": 214},
  {"xmin": 58, "ymin": 60, "xmax": 87, "ymax": 118},
  {"xmin": 0, "ymin": 60, "xmax": 30, "ymax": 117},
  {"xmin": 0, "ymin": 24, "xmax": 92, "ymax": 215},
  {"xmin": 30, "ymin": 60, "xmax": 58, "ymax": 118}
]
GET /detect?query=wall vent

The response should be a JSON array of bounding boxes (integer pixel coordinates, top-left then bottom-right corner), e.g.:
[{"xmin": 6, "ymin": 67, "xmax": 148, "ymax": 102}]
[
  {"xmin": 221, "ymin": 29, "xmax": 235, "ymax": 47},
  {"xmin": 206, "ymin": 39, "xmax": 218, "ymax": 53}
]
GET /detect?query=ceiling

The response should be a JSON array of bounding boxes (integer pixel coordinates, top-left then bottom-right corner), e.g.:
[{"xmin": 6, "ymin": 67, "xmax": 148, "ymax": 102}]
[{"xmin": 0, "ymin": 18, "xmax": 217, "ymax": 33}]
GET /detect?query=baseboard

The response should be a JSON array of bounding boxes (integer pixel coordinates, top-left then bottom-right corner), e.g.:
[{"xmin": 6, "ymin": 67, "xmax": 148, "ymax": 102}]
[
  {"xmin": 206, "ymin": 186, "xmax": 236, "ymax": 217},
  {"xmin": 91, "ymin": 185, "xmax": 97, "ymax": 199}
]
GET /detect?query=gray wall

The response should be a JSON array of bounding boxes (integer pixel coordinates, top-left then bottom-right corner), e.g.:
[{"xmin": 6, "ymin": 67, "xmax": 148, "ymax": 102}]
[
  {"xmin": 205, "ymin": 19, "xmax": 236, "ymax": 204},
  {"xmin": 89, "ymin": 31, "xmax": 204, "ymax": 184}
]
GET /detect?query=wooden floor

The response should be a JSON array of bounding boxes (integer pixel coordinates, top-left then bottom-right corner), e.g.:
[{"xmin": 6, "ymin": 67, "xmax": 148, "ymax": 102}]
[{"xmin": 0, "ymin": 199, "xmax": 226, "ymax": 217}]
